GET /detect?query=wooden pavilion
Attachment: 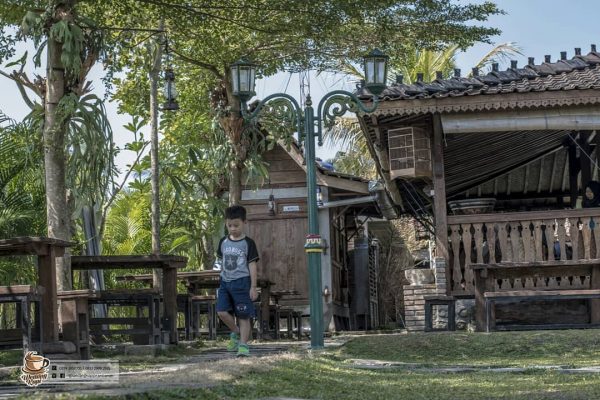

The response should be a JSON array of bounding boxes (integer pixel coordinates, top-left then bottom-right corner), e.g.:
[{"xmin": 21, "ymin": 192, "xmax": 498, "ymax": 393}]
[
  {"xmin": 356, "ymin": 46, "xmax": 600, "ymax": 331},
  {"xmin": 240, "ymin": 141, "xmax": 394, "ymax": 332}
]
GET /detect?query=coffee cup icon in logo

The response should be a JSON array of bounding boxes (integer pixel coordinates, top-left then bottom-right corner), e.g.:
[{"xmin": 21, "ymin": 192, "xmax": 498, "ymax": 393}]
[{"xmin": 20, "ymin": 351, "xmax": 50, "ymax": 387}]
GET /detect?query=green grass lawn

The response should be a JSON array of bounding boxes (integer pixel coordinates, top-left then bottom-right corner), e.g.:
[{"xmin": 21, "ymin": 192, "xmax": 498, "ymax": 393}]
[
  {"xmin": 337, "ymin": 330, "xmax": 600, "ymax": 367},
  {"xmin": 12, "ymin": 330, "xmax": 600, "ymax": 399}
]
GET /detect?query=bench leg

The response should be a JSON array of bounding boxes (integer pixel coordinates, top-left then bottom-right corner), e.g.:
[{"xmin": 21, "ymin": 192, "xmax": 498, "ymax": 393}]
[
  {"xmin": 287, "ymin": 314, "xmax": 293, "ymax": 339},
  {"xmin": 296, "ymin": 314, "xmax": 302, "ymax": 340},
  {"xmin": 274, "ymin": 307, "xmax": 280, "ymax": 340},
  {"xmin": 448, "ymin": 301, "xmax": 456, "ymax": 331},
  {"xmin": 485, "ymin": 299, "xmax": 492, "ymax": 332},
  {"xmin": 21, "ymin": 299, "xmax": 31, "ymax": 354},
  {"xmin": 213, "ymin": 303, "xmax": 218, "ymax": 340}
]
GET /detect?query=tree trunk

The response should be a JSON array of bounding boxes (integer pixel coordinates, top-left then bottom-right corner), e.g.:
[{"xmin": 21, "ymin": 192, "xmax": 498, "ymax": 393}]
[
  {"xmin": 229, "ymin": 162, "xmax": 243, "ymax": 205},
  {"xmin": 202, "ymin": 233, "xmax": 214, "ymax": 270},
  {"xmin": 220, "ymin": 73, "xmax": 246, "ymax": 205},
  {"xmin": 149, "ymin": 24, "xmax": 164, "ymax": 289},
  {"xmin": 44, "ymin": 1, "xmax": 75, "ymax": 291}
]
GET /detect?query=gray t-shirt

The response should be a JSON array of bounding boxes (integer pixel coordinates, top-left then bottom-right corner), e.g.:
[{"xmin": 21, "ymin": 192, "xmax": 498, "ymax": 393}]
[{"xmin": 216, "ymin": 235, "xmax": 259, "ymax": 282}]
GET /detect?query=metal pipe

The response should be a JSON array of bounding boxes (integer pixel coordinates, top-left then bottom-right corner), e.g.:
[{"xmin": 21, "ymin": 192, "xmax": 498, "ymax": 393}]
[{"xmin": 318, "ymin": 195, "xmax": 377, "ymax": 209}]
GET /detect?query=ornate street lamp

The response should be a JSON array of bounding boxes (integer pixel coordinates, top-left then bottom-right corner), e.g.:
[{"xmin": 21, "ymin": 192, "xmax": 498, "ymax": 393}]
[
  {"xmin": 230, "ymin": 58, "xmax": 257, "ymax": 102},
  {"xmin": 163, "ymin": 67, "xmax": 179, "ymax": 111},
  {"xmin": 231, "ymin": 50, "xmax": 388, "ymax": 349},
  {"xmin": 363, "ymin": 49, "xmax": 389, "ymax": 96}
]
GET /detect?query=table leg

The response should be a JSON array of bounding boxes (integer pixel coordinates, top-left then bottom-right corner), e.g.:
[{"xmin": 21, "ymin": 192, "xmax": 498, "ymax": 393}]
[
  {"xmin": 21, "ymin": 298, "xmax": 31, "ymax": 353},
  {"xmin": 260, "ymin": 286, "xmax": 271, "ymax": 339},
  {"xmin": 163, "ymin": 267, "xmax": 178, "ymax": 344},
  {"xmin": 38, "ymin": 249, "xmax": 59, "ymax": 343}
]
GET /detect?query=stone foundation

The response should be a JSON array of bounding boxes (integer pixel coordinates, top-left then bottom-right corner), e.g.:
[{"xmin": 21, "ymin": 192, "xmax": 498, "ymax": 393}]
[{"xmin": 403, "ymin": 257, "xmax": 448, "ymax": 332}]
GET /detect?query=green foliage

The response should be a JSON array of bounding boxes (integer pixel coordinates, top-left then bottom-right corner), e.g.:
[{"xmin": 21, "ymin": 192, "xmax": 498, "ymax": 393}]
[
  {"xmin": 49, "ymin": 19, "xmax": 84, "ymax": 75},
  {"xmin": 0, "ymin": 111, "xmax": 46, "ymax": 285}
]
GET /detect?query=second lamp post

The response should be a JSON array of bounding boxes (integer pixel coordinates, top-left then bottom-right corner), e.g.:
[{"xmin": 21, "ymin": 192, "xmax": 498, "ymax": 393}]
[{"xmin": 231, "ymin": 50, "xmax": 388, "ymax": 349}]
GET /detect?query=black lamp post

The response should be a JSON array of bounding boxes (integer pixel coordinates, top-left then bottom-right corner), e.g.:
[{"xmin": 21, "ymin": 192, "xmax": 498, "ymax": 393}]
[{"xmin": 231, "ymin": 50, "xmax": 388, "ymax": 349}]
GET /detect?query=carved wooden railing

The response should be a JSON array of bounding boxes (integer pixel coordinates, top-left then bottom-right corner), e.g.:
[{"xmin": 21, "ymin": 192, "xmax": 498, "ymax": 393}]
[{"xmin": 447, "ymin": 209, "xmax": 600, "ymax": 295}]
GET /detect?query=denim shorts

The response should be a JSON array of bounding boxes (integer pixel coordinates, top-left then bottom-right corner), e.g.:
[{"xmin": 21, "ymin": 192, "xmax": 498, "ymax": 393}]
[{"xmin": 216, "ymin": 276, "xmax": 256, "ymax": 319}]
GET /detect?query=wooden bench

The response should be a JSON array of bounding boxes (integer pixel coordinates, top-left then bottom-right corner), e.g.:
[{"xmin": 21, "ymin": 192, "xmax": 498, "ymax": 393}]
[
  {"xmin": 58, "ymin": 289, "xmax": 98, "ymax": 359},
  {"xmin": 190, "ymin": 295, "xmax": 217, "ymax": 340},
  {"xmin": 0, "ymin": 285, "xmax": 43, "ymax": 353},
  {"xmin": 423, "ymin": 295, "xmax": 455, "ymax": 332},
  {"xmin": 484, "ymin": 289, "xmax": 600, "ymax": 332},
  {"xmin": 72, "ymin": 255, "xmax": 187, "ymax": 344},
  {"xmin": 471, "ymin": 261, "xmax": 600, "ymax": 331},
  {"xmin": 87, "ymin": 289, "xmax": 162, "ymax": 345},
  {"xmin": 278, "ymin": 305, "xmax": 308, "ymax": 340},
  {"xmin": 176, "ymin": 294, "xmax": 193, "ymax": 340}
]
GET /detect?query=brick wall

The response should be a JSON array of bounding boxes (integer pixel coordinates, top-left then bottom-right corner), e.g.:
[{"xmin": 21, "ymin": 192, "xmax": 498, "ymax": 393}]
[{"xmin": 403, "ymin": 258, "xmax": 448, "ymax": 332}]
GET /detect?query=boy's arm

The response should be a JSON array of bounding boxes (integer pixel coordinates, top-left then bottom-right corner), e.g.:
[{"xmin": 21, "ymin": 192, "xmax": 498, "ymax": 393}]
[{"xmin": 249, "ymin": 261, "xmax": 258, "ymax": 301}]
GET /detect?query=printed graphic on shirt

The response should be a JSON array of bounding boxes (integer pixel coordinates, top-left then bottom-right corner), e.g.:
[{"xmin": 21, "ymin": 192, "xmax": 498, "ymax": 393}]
[
  {"xmin": 217, "ymin": 236, "xmax": 259, "ymax": 281},
  {"xmin": 222, "ymin": 246, "xmax": 247, "ymax": 271}
]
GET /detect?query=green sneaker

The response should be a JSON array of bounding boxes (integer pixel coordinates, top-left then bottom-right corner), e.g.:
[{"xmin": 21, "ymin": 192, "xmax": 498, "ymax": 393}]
[
  {"xmin": 237, "ymin": 343, "xmax": 250, "ymax": 357},
  {"xmin": 227, "ymin": 332, "xmax": 239, "ymax": 352}
]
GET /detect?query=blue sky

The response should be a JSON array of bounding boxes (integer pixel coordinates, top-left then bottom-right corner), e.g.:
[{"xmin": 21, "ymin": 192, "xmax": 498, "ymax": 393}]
[{"xmin": 1, "ymin": 0, "xmax": 599, "ymax": 170}]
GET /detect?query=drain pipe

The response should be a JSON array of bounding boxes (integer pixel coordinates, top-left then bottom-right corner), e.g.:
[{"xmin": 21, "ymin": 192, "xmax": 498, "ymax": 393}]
[{"xmin": 318, "ymin": 195, "xmax": 377, "ymax": 209}]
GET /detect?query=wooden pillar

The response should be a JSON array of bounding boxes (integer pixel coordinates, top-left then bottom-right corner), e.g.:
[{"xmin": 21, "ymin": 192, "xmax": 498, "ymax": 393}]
[
  {"xmin": 568, "ymin": 137, "xmax": 580, "ymax": 208},
  {"xmin": 38, "ymin": 245, "xmax": 60, "ymax": 343},
  {"xmin": 432, "ymin": 114, "xmax": 449, "ymax": 293},
  {"xmin": 579, "ymin": 131, "xmax": 592, "ymax": 187},
  {"xmin": 591, "ymin": 266, "xmax": 600, "ymax": 324},
  {"xmin": 474, "ymin": 268, "xmax": 490, "ymax": 331},
  {"xmin": 162, "ymin": 265, "xmax": 178, "ymax": 344}
]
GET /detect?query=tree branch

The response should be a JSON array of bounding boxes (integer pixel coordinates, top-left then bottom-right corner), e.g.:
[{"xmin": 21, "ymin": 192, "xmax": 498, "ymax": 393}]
[
  {"xmin": 0, "ymin": 70, "xmax": 43, "ymax": 98},
  {"xmin": 170, "ymin": 48, "xmax": 222, "ymax": 78}
]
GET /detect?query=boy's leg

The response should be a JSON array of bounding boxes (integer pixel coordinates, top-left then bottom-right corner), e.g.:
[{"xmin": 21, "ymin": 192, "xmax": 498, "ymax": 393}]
[
  {"xmin": 229, "ymin": 277, "xmax": 256, "ymax": 356},
  {"xmin": 216, "ymin": 280, "xmax": 241, "ymax": 351},
  {"xmin": 217, "ymin": 311, "xmax": 239, "ymax": 334},
  {"xmin": 239, "ymin": 318, "xmax": 252, "ymax": 343}
]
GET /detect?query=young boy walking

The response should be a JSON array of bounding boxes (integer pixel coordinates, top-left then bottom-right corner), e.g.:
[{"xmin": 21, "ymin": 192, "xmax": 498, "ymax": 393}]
[{"xmin": 215, "ymin": 205, "xmax": 259, "ymax": 356}]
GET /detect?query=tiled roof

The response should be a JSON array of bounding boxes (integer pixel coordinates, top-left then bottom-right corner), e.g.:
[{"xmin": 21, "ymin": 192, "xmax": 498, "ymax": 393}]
[{"xmin": 358, "ymin": 50, "xmax": 600, "ymax": 101}]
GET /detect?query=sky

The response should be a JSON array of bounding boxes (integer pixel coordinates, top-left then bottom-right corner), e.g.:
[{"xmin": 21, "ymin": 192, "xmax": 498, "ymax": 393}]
[{"xmin": 0, "ymin": 0, "xmax": 599, "ymax": 176}]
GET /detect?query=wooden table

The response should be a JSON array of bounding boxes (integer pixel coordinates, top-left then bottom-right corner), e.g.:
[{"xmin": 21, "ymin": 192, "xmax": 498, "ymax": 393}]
[
  {"xmin": 71, "ymin": 255, "xmax": 187, "ymax": 344},
  {"xmin": 470, "ymin": 260, "xmax": 600, "ymax": 331},
  {"xmin": 0, "ymin": 237, "xmax": 74, "ymax": 343},
  {"xmin": 117, "ymin": 270, "xmax": 220, "ymax": 292},
  {"xmin": 116, "ymin": 271, "xmax": 275, "ymax": 339}
]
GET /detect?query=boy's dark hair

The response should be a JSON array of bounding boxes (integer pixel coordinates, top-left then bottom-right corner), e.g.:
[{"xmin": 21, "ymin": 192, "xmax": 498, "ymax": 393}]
[{"xmin": 225, "ymin": 205, "xmax": 247, "ymax": 221}]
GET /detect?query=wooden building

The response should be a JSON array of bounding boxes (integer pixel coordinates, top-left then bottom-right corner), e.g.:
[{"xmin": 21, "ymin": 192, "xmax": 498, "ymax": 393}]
[
  {"xmin": 356, "ymin": 47, "xmax": 600, "ymax": 331},
  {"xmin": 241, "ymin": 142, "xmax": 393, "ymax": 331}
]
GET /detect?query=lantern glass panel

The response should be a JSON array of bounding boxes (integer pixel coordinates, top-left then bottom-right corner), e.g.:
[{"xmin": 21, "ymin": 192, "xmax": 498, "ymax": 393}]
[
  {"xmin": 163, "ymin": 80, "xmax": 177, "ymax": 100},
  {"xmin": 365, "ymin": 59, "xmax": 375, "ymax": 85},
  {"xmin": 240, "ymin": 67, "xmax": 250, "ymax": 92},
  {"xmin": 376, "ymin": 58, "xmax": 386, "ymax": 84},
  {"xmin": 231, "ymin": 66, "xmax": 239, "ymax": 93},
  {"xmin": 249, "ymin": 67, "xmax": 256, "ymax": 92}
]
